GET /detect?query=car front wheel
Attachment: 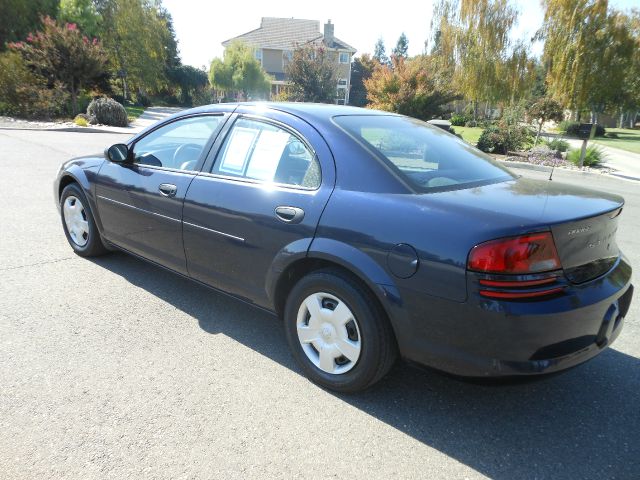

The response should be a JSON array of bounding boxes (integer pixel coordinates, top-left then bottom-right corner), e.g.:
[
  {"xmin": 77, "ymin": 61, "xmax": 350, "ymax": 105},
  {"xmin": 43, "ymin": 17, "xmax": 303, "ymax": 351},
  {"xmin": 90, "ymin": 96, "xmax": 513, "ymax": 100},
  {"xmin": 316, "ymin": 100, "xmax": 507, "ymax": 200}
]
[
  {"xmin": 60, "ymin": 183, "xmax": 108, "ymax": 257},
  {"xmin": 284, "ymin": 269, "xmax": 397, "ymax": 392}
]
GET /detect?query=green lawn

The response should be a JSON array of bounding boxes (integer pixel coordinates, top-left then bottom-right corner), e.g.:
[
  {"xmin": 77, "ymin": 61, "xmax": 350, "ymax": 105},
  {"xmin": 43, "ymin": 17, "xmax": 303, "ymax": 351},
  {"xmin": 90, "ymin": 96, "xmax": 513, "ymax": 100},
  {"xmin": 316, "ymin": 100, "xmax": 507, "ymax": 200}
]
[
  {"xmin": 454, "ymin": 126, "xmax": 483, "ymax": 146},
  {"xmin": 124, "ymin": 105, "xmax": 145, "ymax": 121},
  {"xmin": 591, "ymin": 128, "xmax": 640, "ymax": 154}
]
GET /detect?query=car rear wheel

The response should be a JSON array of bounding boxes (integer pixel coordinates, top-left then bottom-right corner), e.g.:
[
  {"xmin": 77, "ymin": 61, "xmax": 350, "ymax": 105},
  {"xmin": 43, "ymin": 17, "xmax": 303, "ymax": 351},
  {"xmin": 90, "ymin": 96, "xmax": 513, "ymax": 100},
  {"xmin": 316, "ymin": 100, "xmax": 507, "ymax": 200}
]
[
  {"xmin": 284, "ymin": 269, "xmax": 397, "ymax": 392},
  {"xmin": 60, "ymin": 183, "xmax": 109, "ymax": 257}
]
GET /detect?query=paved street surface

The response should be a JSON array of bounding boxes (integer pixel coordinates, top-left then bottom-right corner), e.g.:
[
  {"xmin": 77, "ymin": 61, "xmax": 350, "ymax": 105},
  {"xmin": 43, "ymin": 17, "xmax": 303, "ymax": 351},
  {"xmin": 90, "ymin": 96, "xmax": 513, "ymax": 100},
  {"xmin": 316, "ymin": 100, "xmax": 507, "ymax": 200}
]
[{"xmin": 0, "ymin": 129, "xmax": 638, "ymax": 479}]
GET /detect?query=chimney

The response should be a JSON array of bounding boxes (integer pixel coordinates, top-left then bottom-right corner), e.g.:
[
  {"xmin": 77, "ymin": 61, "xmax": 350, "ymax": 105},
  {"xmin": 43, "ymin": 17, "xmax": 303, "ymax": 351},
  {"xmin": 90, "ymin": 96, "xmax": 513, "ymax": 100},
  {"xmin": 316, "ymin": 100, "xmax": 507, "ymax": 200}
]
[{"xmin": 324, "ymin": 20, "xmax": 334, "ymax": 46}]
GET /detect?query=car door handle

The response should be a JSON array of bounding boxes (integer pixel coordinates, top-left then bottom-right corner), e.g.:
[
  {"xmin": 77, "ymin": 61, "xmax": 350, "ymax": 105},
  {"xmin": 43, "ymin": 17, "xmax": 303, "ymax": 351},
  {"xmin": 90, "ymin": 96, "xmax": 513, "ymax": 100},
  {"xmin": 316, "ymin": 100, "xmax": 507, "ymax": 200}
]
[
  {"xmin": 275, "ymin": 206, "xmax": 305, "ymax": 224},
  {"xmin": 158, "ymin": 183, "xmax": 177, "ymax": 197}
]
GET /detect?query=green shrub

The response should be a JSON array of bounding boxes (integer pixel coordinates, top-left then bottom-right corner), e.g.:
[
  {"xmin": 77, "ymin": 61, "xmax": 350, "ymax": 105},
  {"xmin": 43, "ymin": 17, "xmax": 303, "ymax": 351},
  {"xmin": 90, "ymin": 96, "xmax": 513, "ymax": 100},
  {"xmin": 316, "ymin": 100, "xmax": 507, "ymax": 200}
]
[
  {"xmin": 544, "ymin": 138, "xmax": 570, "ymax": 152},
  {"xmin": 0, "ymin": 51, "xmax": 69, "ymax": 118},
  {"xmin": 136, "ymin": 91, "xmax": 152, "ymax": 107},
  {"xmin": 567, "ymin": 146, "xmax": 605, "ymax": 166},
  {"xmin": 74, "ymin": 115, "xmax": 88, "ymax": 127},
  {"xmin": 559, "ymin": 120, "xmax": 606, "ymax": 137},
  {"xmin": 450, "ymin": 114, "xmax": 467, "ymax": 126},
  {"xmin": 464, "ymin": 119, "xmax": 478, "ymax": 127},
  {"xmin": 87, "ymin": 97, "xmax": 128, "ymax": 127},
  {"xmin": 558, "ymin": 120, "xmax": 576, "ymax": 133},
  {"xmin": 477, "ymin": 124, "xmax": 533, "ymax": 154}
]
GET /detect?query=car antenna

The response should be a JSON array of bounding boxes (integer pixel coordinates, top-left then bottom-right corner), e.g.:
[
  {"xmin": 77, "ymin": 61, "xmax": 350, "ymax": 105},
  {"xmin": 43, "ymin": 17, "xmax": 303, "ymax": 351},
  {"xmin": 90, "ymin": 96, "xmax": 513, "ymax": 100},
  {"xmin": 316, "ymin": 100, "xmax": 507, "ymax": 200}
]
[{"xmin": 548, "ymin": 132, "xmax": 563, "ymax": 182}]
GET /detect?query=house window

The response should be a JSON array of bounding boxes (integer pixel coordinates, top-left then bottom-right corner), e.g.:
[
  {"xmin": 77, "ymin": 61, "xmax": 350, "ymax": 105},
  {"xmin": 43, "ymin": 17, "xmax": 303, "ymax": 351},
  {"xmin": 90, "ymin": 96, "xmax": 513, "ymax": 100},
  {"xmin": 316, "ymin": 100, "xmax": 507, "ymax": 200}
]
[
  {"xmin": 337, "ymin": 78, "xmax": 348, "ymax": 87},
  {"xmin": 254, "ymin": 49, "xmax": 263, "ymax": 65},
  {"xmin": 282, "ymin": 50, "xmax": 293, "ymax": 68},
  {"xmin": 339, "ymin": 52, "xmax": 350, "ymax": 64}
]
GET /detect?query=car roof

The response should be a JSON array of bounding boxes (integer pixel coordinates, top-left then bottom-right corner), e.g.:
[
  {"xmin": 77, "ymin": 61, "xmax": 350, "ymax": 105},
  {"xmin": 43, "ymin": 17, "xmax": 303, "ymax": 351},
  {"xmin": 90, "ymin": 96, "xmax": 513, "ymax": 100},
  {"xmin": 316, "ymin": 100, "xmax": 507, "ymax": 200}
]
[{"xmin": 179, "ymin": 102, "xmax": 398, "ymax": 126}]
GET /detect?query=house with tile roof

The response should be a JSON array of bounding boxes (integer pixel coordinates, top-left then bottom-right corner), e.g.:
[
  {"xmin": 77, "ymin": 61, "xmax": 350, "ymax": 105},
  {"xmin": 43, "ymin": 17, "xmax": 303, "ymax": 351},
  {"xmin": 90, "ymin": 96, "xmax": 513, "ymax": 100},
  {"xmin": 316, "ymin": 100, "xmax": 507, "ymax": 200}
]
[{"xmin": 222, "ymin": 18, "xmax": 356, "ymax": 104}]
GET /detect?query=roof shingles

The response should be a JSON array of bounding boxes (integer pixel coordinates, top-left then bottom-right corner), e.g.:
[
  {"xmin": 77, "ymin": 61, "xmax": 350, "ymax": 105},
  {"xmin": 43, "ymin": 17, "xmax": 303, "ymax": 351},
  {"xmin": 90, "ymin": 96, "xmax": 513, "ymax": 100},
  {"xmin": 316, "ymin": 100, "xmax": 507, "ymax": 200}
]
[{"xmin": 222, "ymin": 17, "xmax": 356, "ymax": 52}]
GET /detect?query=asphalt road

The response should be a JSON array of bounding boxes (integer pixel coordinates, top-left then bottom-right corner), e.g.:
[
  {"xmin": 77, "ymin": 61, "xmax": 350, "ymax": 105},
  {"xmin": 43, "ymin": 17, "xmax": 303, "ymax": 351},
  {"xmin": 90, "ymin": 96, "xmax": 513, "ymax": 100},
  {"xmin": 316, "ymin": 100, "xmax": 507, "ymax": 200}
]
[{"xmin": 0, "ymin": 129, "xmax": 638, "ymax": 480}]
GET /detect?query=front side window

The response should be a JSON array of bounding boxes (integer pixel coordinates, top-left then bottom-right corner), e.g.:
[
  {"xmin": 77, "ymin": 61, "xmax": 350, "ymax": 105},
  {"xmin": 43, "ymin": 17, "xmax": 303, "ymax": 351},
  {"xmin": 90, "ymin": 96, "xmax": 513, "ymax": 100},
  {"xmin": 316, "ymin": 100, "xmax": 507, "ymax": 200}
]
[
  {"xmin": 255, "ymin": 49, "xmax": 263, "ymax": 64},
  {"xmin": 334, "ymin": 115, "xmax": 514, "ymax": 192},
  {"xmin": 212, "ymin": 118, "xmax": 320, "ymax": 189},
  {"xmin": 132, "ymin": 115, "xmax": 223, "ymax": 171},
  {"xmin": 339, "ymin": 52, "xmax": 350, "ymax": 63}
]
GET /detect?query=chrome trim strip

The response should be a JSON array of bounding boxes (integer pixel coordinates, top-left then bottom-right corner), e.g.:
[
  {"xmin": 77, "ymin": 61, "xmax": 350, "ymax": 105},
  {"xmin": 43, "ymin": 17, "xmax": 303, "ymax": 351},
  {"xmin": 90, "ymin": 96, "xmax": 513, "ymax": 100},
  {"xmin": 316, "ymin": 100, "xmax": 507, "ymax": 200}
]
[
  {"xmin": 96, "ymin": 195, "xmax": 180, "ymax": 223},
  {"xmin": 183, "ymin": 221, "xmax": 245, "ymax": 242}
]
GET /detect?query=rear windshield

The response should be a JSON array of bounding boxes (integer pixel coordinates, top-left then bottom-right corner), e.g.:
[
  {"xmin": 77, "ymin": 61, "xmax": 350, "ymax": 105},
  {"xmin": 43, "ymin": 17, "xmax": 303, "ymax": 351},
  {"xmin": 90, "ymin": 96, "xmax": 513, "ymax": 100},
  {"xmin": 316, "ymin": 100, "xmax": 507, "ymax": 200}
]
[{"xmin": 334, "ymin": 115, "xmax": 514, "ymax": 192}]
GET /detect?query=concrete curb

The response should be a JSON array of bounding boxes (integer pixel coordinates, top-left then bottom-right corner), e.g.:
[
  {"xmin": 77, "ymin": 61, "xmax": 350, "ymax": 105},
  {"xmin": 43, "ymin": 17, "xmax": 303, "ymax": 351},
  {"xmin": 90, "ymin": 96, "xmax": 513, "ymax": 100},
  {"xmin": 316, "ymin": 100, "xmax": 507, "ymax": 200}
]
[
  {"xmin": 0, "ymin": 126, "xmax": 140, "ymax": 134},
  {"xmin": 500, "ymin": 159, "xmax": 640, "ymax": 182}
]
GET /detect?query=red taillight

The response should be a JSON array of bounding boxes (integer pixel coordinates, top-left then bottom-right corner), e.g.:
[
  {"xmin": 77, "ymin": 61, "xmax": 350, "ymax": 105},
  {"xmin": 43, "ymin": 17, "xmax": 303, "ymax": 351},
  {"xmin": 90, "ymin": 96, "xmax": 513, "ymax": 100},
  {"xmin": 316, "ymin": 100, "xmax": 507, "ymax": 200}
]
[
  {"xmin": 467, "ymin": 232, "xmax": 561, "ymax": 274},
  {"xmin": 479, "ymin": 287, "xmax": 565, "ymax": 299}
]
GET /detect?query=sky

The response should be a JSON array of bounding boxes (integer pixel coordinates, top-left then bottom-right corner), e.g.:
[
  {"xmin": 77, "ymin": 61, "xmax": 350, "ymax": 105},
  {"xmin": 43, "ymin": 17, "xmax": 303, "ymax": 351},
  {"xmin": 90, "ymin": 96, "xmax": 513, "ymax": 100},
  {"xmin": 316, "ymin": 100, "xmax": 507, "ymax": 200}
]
[{"xmin": 162, "ymin": 0, "xmax": 639, "ymax": 69}]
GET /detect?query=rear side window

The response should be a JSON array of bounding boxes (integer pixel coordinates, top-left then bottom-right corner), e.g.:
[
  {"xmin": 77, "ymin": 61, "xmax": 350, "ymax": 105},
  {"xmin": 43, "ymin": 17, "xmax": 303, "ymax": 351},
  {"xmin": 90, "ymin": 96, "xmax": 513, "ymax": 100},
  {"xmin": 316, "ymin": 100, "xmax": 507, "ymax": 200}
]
[
  {"xmin": 212, "ymin": 118, "xmax": 320, "ymax": 189},
  {"xmin": 334, "ymin": 115, "xmax": 514, "ymax": 192}
]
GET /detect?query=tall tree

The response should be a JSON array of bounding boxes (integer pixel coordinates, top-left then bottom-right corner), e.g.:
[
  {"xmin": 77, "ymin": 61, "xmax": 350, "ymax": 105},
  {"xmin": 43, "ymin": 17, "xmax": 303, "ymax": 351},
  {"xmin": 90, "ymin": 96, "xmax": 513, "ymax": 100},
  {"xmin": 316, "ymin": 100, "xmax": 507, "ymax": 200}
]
[
  {"xmin": 209, "ymin": 41, "xmax": 271, "ymax": 100},
  {"xmin": 0, "ymin": 0, "xmax": 58, "ymax": 50},
  {"xmin": 539, "ymin": 0, "xmax": 634, "ymax": 123},
  {"xmin": 9, "ymin": 16, "xmax": 107, "ymax": 113},
  {"xmin": 392, "ymin": 32, "xmax": 409, "ymax": 59},
  {"xmin": 430, "ymin": 0, "xmax": 520, "ymax": 119},
  {"xmin": 618, "ymin": 9, "xmax": 640, "ymax": 127},
  {"xmin": 58, "ymin": 0, "xmax": 101, "ymax": 38},
  {"xmin": 284, "ymin": 44, "xmax": 337, "ymax": 103},
  {"xmin": 373, "ymin": 37, "xmax": 389, "ymax": 65},
  {"xmin": 96, "ymin": 0, "xmax": 175, "ymax": 98},
  {"xmin": 349, "ymin": 53, "xmax": 378, "ymax": 106},
  {"xmin": 498, "ymin": 41, "xmax": 536, "ymax": 105}
]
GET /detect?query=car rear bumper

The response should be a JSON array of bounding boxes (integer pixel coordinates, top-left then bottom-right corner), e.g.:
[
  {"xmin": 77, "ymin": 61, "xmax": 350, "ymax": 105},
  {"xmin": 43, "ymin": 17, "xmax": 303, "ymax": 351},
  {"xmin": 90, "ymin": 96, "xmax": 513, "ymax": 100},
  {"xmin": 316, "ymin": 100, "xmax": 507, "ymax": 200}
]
[{"xmin": 390, "ymin": 256, "xmax": 634, "ymax": 377}]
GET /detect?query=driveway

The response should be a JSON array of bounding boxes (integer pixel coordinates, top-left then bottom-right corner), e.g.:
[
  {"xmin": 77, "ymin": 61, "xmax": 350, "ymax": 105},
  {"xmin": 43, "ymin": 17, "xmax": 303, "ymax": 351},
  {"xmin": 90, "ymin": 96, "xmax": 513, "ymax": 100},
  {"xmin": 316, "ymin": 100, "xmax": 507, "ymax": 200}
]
[
  {"xmin": 130, "ymin": 106, "xmax": 184, "ymax": 130},
  {"xmin": 0, "ymin": 129, "xmax": 638, "ymax": 479}
]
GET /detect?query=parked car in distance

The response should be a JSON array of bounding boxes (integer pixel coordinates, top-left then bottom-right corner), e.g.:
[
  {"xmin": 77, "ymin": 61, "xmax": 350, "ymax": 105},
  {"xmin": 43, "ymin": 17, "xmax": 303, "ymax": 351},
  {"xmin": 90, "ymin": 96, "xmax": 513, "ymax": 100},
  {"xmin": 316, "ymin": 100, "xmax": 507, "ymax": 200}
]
[{"xmin": 55, "ymin": 103, "xmax": 634, "ymax": 392}]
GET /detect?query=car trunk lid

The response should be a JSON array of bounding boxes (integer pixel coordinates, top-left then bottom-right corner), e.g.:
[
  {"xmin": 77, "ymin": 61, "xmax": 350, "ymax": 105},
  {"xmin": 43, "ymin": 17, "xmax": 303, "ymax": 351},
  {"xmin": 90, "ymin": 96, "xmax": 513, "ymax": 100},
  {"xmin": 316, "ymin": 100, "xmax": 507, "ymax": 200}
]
[
  {"xmin": 417, "ymin": 177, "xmax": 624, "ymax": 284},
  {"xmin": 551, "ymin": 208, "xmax": 621, "ymax": 283}
]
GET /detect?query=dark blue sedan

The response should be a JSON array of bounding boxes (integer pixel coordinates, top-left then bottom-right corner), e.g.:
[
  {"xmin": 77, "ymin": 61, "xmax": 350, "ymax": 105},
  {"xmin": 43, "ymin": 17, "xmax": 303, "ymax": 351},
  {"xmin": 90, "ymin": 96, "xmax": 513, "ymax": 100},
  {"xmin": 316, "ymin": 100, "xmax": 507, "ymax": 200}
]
[{"xmin": 54, "ymin": 103, "xmax": 634, "ymax": 392}]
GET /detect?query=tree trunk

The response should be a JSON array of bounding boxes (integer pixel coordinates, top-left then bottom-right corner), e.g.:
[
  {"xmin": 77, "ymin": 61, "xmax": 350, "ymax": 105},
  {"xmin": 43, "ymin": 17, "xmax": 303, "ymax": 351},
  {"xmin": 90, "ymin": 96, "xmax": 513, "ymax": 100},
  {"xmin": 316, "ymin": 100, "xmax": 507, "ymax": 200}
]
[
  {"xmin": 630, "ymin": 111, "xmax": 638, "ymax": 129},
  {"xmin": 535, "ymin": 118, "xmax": 544, "ymax": 146},
  {"xmin": 70, "ymin": 78, "xmax": 78, "ymax": 116},
  {"xmin": 618, "ymin": 108, "xmax": 624, "ymax": 129},
  {"xmin": 473, "ymin": 100, "xmax": 478, "ymax": 122}
]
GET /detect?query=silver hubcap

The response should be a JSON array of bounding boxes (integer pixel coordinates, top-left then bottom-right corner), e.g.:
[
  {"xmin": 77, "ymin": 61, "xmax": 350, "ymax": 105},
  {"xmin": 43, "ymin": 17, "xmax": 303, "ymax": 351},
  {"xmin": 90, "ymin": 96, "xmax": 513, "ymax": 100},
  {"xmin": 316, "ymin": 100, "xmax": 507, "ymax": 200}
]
[
  {"xmin": 296, "ymin": 292, "xmax": 362, "ymax": 375},
  {"xmin": 63, "ymin": 196, "xmax": 89, "ymax": 247}
]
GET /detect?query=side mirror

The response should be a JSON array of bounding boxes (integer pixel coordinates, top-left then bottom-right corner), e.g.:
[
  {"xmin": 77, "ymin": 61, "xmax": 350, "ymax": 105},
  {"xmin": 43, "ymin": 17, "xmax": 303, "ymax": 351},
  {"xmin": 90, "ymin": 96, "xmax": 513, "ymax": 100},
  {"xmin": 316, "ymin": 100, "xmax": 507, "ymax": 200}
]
[{"xmin": 105, "ymin": 143, "xmax": 130, "ymax": 163}]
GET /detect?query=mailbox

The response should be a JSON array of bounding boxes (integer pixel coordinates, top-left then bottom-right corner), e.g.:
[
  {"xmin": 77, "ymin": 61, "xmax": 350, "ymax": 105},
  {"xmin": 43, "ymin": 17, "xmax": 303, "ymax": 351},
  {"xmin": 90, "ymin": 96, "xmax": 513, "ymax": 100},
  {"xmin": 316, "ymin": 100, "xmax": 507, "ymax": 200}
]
[{"xmin": 577, "ymin": 123, "xmax": 593, "ymax": 139}]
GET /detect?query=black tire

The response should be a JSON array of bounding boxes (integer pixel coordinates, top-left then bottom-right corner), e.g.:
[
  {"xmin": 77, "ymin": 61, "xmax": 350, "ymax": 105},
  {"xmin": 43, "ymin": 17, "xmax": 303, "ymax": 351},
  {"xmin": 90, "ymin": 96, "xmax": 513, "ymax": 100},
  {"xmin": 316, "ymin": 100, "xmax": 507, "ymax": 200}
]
[
  {"xmin": 60, "ymin": 183, "xmax": 109, "ymax": 257},
  {"xmin": 284, "ymin": 269, "xmax": 397, "ymax": 393}
]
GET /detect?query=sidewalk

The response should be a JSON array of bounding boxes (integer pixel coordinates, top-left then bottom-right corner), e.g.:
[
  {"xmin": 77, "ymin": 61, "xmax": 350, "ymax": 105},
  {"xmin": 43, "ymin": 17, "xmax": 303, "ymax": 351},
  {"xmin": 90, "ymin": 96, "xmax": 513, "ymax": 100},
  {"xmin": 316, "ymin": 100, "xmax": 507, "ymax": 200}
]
[{"xmin": 541, "ymin": 132, "xmax": 640, "ymax": 181}]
